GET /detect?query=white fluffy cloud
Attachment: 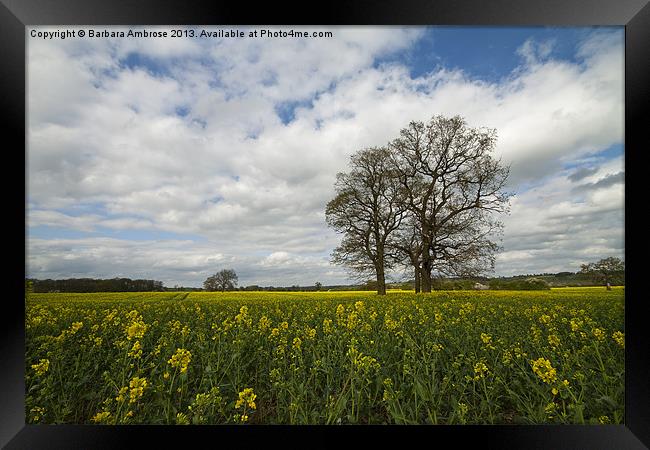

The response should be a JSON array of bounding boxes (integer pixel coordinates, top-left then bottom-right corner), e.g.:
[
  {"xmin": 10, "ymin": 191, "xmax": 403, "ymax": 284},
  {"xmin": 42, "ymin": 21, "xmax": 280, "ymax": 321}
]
[
  {"xmin": 26, "ymin": 27, "xmax": 624, "ymax": 285},
  {"xmin": 497, "ymin": 155, "xmax": 624, "ymax": 275}
]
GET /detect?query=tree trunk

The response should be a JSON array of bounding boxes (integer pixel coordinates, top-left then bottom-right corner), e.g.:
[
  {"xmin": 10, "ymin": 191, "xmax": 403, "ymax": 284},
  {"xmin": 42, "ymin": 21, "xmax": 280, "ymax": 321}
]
[
  {"xmin": 420, "ymin": 239, "xmax": 433, "ymax": 293},
  {"xmin": 414, "ymin": 265, "xmax": 421, "ymax": 293},
  {"xmin": 376, "ymin": 265, "xmax": 387, "ymax": 295},
  {"xmin": 420, "ymin": 262, "xmax": 432, "ymax": 293}
]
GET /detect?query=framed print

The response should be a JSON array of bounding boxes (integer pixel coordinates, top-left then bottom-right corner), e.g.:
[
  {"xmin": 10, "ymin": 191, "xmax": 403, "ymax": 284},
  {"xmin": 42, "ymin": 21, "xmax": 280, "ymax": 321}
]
[{"xmin": 3, "ymin": 0, "xmax": 649, "ymax": 447}]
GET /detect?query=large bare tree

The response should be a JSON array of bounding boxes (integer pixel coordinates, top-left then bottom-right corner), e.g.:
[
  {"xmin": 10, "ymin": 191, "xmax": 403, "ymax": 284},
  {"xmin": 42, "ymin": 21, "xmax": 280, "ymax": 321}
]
[
  {"xmin": 326, "ymin": 147, "xmax": 406, "ymax": 295},
  {"xmin": 389, "ymin": 115, "xmax": 511, "ymax": 293}
]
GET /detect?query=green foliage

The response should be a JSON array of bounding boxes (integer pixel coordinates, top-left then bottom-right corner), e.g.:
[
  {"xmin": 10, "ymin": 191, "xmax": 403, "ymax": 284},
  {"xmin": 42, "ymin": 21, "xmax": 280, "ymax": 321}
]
[
  {"xmin": 431, "ymin": 279, "xmax": 477, "ymax": 290},
  {"xmin": 489, "ymin": 278, "xmax": 551, "ymax": 291}
]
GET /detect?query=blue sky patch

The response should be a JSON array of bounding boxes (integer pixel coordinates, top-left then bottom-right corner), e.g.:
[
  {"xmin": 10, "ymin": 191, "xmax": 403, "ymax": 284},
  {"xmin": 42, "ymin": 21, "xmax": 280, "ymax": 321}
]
[
  {"xmin": 275, "ymin": 99, "xmax": 313, "ymax": 125},
  {"xmin": 376, "ymin": 26, "xmax": 621, "ymax": 83},
  {"xmin": 120, "ymin": 52, "xmax": 173, "ymax": 78},
  {"xmin": 562, "ymin": 143, "xmax": 624, "ymax": 171},
  {"xmin": 175, "ymin": 106, "xmax": 190, "ymax": 117}
]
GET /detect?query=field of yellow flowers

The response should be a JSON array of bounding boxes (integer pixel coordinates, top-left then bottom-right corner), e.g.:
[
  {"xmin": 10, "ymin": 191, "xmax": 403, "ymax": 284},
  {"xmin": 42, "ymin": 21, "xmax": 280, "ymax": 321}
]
[{"xmin": 25, "ymin": 288, "xmax": 624, "ymax": 425}]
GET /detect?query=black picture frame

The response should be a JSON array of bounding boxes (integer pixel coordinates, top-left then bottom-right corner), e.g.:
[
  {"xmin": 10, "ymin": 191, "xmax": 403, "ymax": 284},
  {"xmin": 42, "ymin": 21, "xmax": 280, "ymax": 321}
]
[{"xmin": 3, "ymin": 0, "xmax": 648, "ymax": 447}]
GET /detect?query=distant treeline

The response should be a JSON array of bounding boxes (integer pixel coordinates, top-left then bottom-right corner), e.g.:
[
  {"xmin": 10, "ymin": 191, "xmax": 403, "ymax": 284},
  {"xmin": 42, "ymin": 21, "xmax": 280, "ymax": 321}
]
[
  {"xmin": 26, "ymin": 270, "xmax": 624, "ymax": 294},
  {"xmin": 391, "ymin": 270, "xmax": 625, "ymax": 291},
  {"xmin": 235, "ymin": 285, "xmax": 354, "ymax": 292},
  {"xmin": 491, "ymin": 271, "xmax": 624, "ymax": 288},
  {"xmin": 28, "ymin": 278, "xmax": 164, "ymax": 293}
]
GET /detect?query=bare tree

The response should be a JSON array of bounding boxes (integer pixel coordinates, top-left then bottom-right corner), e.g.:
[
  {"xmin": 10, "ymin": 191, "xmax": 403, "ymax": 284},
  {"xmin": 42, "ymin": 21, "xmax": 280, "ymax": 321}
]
[
  {"xmin": 204, "ymin": 269, "xmax": 238, "ymax": 292},
  {"xmin": 389, "ymin": 115, "xmax": 511, "ymax": 293},
  {"xmin": 580, "ymin": 257, "xmax": 625, "ymax": 290},
  {"xmin": 326, "ymin": 147, "xmax": 406, "ymax": 295}
]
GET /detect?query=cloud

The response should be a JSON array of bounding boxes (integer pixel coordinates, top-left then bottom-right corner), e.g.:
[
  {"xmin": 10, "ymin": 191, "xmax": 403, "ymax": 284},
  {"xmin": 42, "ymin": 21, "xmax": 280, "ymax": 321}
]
[
  {"xmin": 27, "ymin": 238, "xmax": 345, "ymax": 287},
  {"xmin": 28, "ymin": 210, "xmax": 101, "ymax": 232},
  {"xmin": 571, "ymin": 171, "xmax": 624, "ymax": 194},
  {"xmin": 496, "ymin": 156, "xmax": 624, "ymax": 276},
  {"xmin": 568, "ymin": 166, "xmax": 599, "ymax": 182},
  {"xmin": 26, "ymin": 27, "xmax": 624, "ymax": 285},
  {"xmin": 516, "ymin": 38, "xmax": 556, "ymax": 65}
]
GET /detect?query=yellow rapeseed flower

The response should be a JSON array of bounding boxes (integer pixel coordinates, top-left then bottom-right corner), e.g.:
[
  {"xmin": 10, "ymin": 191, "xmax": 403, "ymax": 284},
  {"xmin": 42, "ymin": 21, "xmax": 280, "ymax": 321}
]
[
  {"xmin": 473, "ymin": 362, "xmax": 489, "ymax": 379},
  {"xmin": 30, "ymin": 406, "xmax": 46, "ymax": 422},
  {"xmin": 128, "ymin": 377, "xmax": 148, "ymax": 403},
  {"xmin": 382, "ymin": 378, "xmax": 394, "ymax": 401},
  {"xmin": 530, "ymin": 358, "xmax": 557, "ymax": 384},
  {"xmin": 592, "ymin": 328, "xmax": 605, "ymax": 341},
  {"xmin": 168, "ymin": 348, "xmax": 192, "ymax": 373},
  {"xmin": 545, "ymin": 402, "xmax": 556, "ymax": 418},
  {"xmin": 31, "ymin": 359, "xmax": 50, "ymax": 376},
  {"xmin": 235, "ymin": 387, "xmax": 257, "ymax": 410},
  {"xmin": 115, "ymin": 386, "xmax": 128, "ymax": 403},
  {"xmin": 176, "ymin": 412, "xmax": 190, "ymax": 425},
  {"xmin": 258, "ymin": 315, "xmax": 271, "ymax": 332},
  {"xmin": 127, "ymin": 340, "xmax": 143, "ymax": 359},
  {"xmin": 91, "ymin": 411, "xmax": 111, "ymax": 423},
  {"xmin": 612, "ymin": 331, "xmax": 624, "ymax": 348},
  {"xmin": 346, "ymin": 311, "xmax": 358, "ymax": 330},
  {"xmin": 548, "ymin": 334, "xmax": 561, "ymax": 349},
  {"xmin": 570, "ymin": 318, "xmax": 582, "ymax": 332},
  {"xmin": 125, "ymin": 320, "xmax": 147, "ymax": 341},
  {"xmin": 336, "ymin": 304, "xmax": 346, "ymax": 324},
  {"xmin": 235, "ymin": 306, "xmax": 252, "ymax": 327},
  {"xmin": 384, "ymin": 315, "xmax": 399, "ymax": 331}
]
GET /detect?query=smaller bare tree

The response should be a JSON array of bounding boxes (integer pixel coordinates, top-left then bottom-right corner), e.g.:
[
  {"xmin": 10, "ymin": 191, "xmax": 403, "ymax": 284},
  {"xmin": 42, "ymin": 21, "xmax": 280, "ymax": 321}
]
[
  {"xmin": 326, "ymin": 146, "xmax": 407, "ymax": 295},
  {"xmin": 204, "ymin": 269, "xmax": 239, "ymax": 292},
  {"xmin": 580, "ymin": 257, "xmax": 624, "ymax": 290}
]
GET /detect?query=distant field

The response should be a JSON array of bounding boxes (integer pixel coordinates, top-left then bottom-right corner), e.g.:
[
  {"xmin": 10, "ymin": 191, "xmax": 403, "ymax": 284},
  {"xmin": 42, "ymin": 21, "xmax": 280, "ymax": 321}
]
[{"xmin": 25, "ymin": 288, "xmax": 624, "ymax": 424}]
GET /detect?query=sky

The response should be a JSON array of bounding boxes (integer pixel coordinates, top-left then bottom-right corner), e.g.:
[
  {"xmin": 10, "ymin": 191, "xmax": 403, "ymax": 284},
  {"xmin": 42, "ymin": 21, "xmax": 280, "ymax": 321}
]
[{"xmin": 26, "ymin": 26, "xmax": 625, "ymax": 287}]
